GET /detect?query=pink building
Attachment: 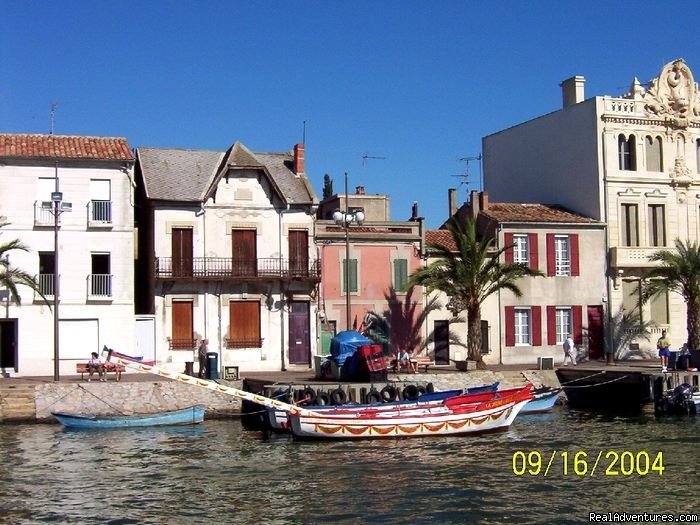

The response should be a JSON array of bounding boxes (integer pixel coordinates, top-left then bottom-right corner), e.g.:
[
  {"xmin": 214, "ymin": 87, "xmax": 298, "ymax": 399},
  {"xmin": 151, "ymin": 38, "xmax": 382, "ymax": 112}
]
[{"xmin": 316, "ymin": 186, "xmax": 424, "ymax": 355}]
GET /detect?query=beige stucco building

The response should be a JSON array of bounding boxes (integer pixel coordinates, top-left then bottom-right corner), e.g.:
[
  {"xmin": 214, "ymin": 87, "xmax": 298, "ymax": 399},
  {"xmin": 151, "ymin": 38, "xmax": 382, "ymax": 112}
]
[{"xmin": 483, "ymin": 59, "xmax": 700, "ymax": 354}]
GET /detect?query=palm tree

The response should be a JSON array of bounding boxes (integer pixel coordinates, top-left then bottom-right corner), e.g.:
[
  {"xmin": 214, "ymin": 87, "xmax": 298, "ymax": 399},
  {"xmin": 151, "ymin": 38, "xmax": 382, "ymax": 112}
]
[
  {"xmin": 409, "ymin": 217, "xmax": 543, "ymax": 368},
  {"xmin": 362, "ymin": 288, "xmax": 466, "ymax": 357},
  {"xmin": 0, "ymin": 223, "xmax": 46, "ymax": 306},
  {"xmin": 641, "ymin": 239, "xmax": 700, "ymax": 350}
]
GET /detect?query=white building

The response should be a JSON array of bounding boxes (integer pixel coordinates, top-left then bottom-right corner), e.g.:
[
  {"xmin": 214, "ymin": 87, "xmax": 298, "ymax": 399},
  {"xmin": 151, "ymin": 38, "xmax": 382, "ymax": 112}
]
[
  {"xmin": 483, "ymin": 59, "xmax": 700, "ymax": 353},
  {"xmin": 0, "ymin": 133, "xmax": 136, "ymax": 377},
  {"xmin": 134, "ymin": 142, "xmax": 320, "ymax": 375}
]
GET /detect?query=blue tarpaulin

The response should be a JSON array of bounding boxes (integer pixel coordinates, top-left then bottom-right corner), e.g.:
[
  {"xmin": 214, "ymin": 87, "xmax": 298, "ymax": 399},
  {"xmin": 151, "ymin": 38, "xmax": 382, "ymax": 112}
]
[{"xmin": 329, "ymin": 330, "xmax": 372, "ymax": 366}]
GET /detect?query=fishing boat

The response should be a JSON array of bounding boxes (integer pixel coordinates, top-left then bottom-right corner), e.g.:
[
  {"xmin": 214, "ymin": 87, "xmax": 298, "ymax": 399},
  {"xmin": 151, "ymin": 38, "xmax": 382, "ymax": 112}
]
[
  {"xmin": 520, "ymin": 387, "xmax": 561, "ymax": 414},
  {"xmin": 266, "ymin": 382, "xmax": 500, "ymax": 431},
  {"xmin": 654, "ymin": 383, "xmax": 699, "ymax": 416},
  {"xmin": 287, "ymin": 385, "xmax": 533, "ymax": 439},
  {"xmin": 52, "ymin": 406, "xmax": 205, "ymax": 430}
]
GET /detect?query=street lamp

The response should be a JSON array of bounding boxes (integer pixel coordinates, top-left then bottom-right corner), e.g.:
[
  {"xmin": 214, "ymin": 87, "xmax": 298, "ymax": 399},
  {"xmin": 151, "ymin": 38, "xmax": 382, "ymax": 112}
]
[
  {"xmin": 48, "ymin": 167, "xmax": 71, "ymax": 381},
  {"xmin": 332, "ymin": 172, "xmax": 364, "ymax": 331}
]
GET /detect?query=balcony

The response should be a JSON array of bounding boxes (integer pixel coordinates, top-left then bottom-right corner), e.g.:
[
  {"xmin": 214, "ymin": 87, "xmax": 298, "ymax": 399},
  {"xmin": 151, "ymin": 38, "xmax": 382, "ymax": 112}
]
[
  {"xmin": 169, "ymin": 338, "xmax": 197, "ymax": 350},
  {"xmin": 37, "ymin": 273, "xmax": 55, "ymax": 297},
  {"xmin": 609, "ymin": 246, "xmax": 664, "ymax": 268},
  {"xmin": 34, "ymin": 201, "xmax": 58, "ymax": 227},
  {"xmin": 88, "ymin": 274, "xmax": 112, "ymax": 298},
  {"xmin": 155, "ymin": 257, "xmax": 321, "ymax": 282},
  {"xmin": 88, "ymin": 200, "xmax": 112, "ymax": 227}
]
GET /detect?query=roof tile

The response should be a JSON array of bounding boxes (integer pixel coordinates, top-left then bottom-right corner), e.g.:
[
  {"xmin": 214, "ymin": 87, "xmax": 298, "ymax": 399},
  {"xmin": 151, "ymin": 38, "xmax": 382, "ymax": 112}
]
[{"xmin": 0, "ymin": 133, "xmax": 133, "ymax": 161}]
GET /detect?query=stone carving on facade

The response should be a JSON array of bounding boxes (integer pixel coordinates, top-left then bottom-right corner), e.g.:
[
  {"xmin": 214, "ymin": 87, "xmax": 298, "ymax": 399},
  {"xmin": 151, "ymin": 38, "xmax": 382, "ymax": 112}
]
[
  {"xmin": 643, "ymin": 59, "xmax": 700, "ymax": 127},
  {"xmin": 670, "ymin": 156, "xmax": 693, "ymax": 188}
]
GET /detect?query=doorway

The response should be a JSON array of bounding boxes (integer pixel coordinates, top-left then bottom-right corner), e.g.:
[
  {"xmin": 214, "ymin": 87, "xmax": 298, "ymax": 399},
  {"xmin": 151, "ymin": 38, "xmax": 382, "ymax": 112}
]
[
  {"xmin": 434, "ymin": 320, "xmax": 449, "ymax": 364},
  {"xmin": 288, "ymin": 301, "xmax": 310, "ymax": 365},
  {"xmin": 0, "ymin": 319, "xmax": 18, "ymax": 373},
  {"xmin": 587, "ymin": 305, "xmax": 604, "ymax": 360}
]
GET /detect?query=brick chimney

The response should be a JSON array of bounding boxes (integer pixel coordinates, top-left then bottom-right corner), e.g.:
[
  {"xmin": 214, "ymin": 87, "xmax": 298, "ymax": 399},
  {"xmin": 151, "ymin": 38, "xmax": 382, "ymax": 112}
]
[
  {"xmin": 448, "ymin": 188, "xmax": 457, "ymax": 217},
  {"xmin": 478, "ymin": 191, "xmax": 489, "ymax": 211},
  {"xmin": 293, "ymin": 143, "xmax": 304, "ymax": 175}
]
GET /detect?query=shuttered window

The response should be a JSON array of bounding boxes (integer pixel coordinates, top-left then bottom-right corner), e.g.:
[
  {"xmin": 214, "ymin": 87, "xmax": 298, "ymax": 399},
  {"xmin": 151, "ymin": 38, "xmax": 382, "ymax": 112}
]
[
  {"xmin": 228, "ymin": 301, "xmax": 262, "ymax": 348},
  {"xmin": 393, "ymin": 259, "xmax": 408, "ymax": 292},
  {"xmin": 342, "ymin": 259, "xmax": 358, "ymax": 294}
]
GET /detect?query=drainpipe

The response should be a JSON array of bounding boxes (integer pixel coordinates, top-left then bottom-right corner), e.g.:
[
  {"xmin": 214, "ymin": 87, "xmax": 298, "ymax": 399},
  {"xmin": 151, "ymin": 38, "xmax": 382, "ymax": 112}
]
[
  {"xmin": 279, "ymin": 203, "xmax": 292, "ymax": 371},
  {"xmin": 602, "ymin": 130, "xmax": 614, "ymax": 364}
]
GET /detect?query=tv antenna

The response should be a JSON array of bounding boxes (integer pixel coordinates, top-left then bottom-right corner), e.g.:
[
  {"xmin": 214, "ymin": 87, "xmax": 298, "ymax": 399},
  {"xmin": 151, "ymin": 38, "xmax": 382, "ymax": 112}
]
[
  {"xmin": 50, "ymin": 102, "xmax": 58, "ymax": 135},
  {"xmin": 361, "ymin": 152, "xmax": 386, "ymax": 167},
  {"xmin": 454, "ymin": 154, "xmax": 482, "ymax": 191}
]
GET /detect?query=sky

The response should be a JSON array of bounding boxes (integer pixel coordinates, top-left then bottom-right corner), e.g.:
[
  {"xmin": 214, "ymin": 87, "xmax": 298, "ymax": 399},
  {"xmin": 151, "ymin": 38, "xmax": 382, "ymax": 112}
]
[{"xmin": 2, "ymin": 1, "xmax": 699, "ymax": 228}]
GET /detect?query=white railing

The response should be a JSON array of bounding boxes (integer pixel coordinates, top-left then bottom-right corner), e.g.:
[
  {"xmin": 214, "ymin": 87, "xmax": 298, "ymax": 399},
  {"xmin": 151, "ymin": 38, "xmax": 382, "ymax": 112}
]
[
  {"xmin": 89, "ymin": 200, "xmax": 112, "ymax": 224},
  {"xmin": 38, "ymin": 274, "xmax": 55, "ymax": 296},
  {"xmin": 88, "ymin": 274, "xmax": 112, "ymax": 297},
  {"xmin": 34, "ymin": 201, "xmax": 56, "ymax": 226}
]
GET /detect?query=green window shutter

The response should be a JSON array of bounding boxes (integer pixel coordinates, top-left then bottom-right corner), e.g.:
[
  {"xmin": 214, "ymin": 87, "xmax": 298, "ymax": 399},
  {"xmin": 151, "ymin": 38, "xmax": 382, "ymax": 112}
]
[
  {"xmin": 343, "ymin": 259, "xmax": 358, "ymax": 293},
  {"xmin": 394, "ymin": 259, "xmax": 408, "ymax": 291}
]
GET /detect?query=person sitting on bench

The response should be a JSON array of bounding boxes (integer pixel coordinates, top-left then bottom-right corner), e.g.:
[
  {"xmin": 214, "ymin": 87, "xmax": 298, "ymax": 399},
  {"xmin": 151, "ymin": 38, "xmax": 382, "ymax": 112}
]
[
  {"xmin": 87, "ymin": 351, "xmax": 105, "ymax": 382},
  {"xmin": 395, "ymin": 349, "xmax": 416, "ymax": 373}
]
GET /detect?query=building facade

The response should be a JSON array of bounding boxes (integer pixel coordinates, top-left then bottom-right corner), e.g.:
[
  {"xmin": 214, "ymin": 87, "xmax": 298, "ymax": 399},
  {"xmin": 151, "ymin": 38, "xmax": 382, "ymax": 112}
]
[
  {"xmin": 483, "ymin": 59, "xmax": 700, "ymax": 353},
  {"xmin": 0, "ymin": 134, "xmax": 136, "ymax": 376},
  {"xmin": 423, "ymin": 191, "xmax": 605, "ymax": 366},
  {"xmin": 135, "ymin": 142, "xmax": 320, "ymax": 374}
]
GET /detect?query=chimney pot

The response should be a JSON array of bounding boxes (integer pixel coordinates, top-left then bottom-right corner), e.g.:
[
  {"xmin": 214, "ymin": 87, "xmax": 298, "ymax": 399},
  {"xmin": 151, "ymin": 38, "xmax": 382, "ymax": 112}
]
[{"xmin": 293, "ymin": 143, "xmax": 305, "ymax": 174}]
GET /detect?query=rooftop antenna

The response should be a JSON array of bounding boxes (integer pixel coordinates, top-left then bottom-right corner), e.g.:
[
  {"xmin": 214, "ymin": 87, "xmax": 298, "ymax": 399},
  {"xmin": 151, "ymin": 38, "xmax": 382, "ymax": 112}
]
[
  {"xmin": 50, "ymin": 101, "xmax": 58, "ymax": 135},
  {"xmin": 360, "ymin": 152, "xmax": 386, "ymax": 189},
  {"xmin": 302, "ymin": 120, "xmax": 306, "ymax": 145},
  {"xmin": 456, "ymin": 154, "xmax": 483, "ymax": 192}
]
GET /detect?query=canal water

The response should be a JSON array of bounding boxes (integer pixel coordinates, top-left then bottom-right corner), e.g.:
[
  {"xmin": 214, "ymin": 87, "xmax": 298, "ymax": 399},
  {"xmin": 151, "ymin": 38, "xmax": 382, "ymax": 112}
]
[{"xmin": 0, "ymin": 407, "xmax": 698, "ymax": 525}]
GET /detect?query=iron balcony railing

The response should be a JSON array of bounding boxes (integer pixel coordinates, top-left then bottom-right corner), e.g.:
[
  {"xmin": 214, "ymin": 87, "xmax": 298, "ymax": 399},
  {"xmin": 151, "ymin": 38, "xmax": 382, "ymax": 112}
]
[
  {"xmin": 34, "ymin": 201, "xmax": 58, "ymax": 227},
  {"xmin": 38, "ymin": 273, "xmax": 55, "ymax": 296},
  {"xmin": 88, "ymin": 274, "xmax": 112, "ymax": 297},
  {"xmin": 169, "ymin": 338, "xmax": 197, "ymax": 350},
  {"xmin": 88, "ymin": 200, "xmax": 112, "ymax": 225},
  {"xmin": 155, "ymin": 257, "xmax": 321, "ymax": 281}
]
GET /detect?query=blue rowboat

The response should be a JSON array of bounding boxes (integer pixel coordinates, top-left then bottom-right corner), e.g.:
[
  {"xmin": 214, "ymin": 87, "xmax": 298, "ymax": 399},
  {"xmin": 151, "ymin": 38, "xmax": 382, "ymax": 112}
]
[
  {"xmin": 520, "ymin": 389, "xmax": 561, "ymax": 414},
  {"xmin": 52, "ymin": 406, "xmax": 205, "ymax": 430}
]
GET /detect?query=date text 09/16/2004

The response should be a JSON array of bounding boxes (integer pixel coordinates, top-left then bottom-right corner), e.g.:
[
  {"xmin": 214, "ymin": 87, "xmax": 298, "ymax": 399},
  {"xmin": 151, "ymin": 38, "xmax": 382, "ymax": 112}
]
[{"xmin": 512, "ymin": 450, "xmax": 664, "ymax": 477}]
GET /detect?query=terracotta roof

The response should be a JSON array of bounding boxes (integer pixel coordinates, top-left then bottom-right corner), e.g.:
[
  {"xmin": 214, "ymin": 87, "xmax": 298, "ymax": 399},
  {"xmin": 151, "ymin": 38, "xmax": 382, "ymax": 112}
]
[
  {"xmin": 480, "ymin": 203, "xmax": 598, "ymax": 223},
  {"xmin": 0, "ymin": 133, "xmax": 133, "ymax": 161},
  {"xmin": 425, "ymin": 230, "xmax": 456, "ymax": 251}
]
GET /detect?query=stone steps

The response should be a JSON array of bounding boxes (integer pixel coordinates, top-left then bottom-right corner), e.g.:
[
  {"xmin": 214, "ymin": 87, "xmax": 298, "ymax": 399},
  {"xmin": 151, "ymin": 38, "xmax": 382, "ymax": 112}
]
[{"xmin": 0, "ymin": 384, "xmax": 37, "ymax": 421}]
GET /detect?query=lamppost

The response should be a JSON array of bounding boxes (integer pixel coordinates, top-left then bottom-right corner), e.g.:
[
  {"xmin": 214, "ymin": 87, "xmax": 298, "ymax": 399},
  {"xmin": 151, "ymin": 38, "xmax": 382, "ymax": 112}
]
[
  {"xmin": 332, "ymin": 172, "xmax": 364, "ymax": 331},
  {"xmin": 49, "ymin": 164, "xmax": 71, "ymax": 381}
]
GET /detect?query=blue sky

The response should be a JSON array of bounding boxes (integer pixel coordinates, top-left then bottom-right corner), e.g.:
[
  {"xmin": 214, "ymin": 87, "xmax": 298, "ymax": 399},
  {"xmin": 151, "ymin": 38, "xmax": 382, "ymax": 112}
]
[{"xmin": 2, "ymin": 1, "xmax": 699, "ymax": 227}]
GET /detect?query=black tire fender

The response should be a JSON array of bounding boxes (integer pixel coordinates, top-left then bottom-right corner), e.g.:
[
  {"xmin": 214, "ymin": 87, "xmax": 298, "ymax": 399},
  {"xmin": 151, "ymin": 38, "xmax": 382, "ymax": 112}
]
[
  {"xmin": 330, "ymin": 388, "xmax": 347, "ymax": 405},
  {"xmin": 316, "ymin": 390, "xmax": 330, "ymax": 406},
  {"xmin": 365, "ymin": 389, "xmax": 382, "ymax": 404},
  {"xmin": 300, "ymin": 387, "xmax": 316, "ymax": 406},
  {"xmin": 402, "ymin": 384, "xmax": 420, "ymax": 401},
  {"xmin": 380, "ymin": 385, "xmax": 397, "ymax": 403}
]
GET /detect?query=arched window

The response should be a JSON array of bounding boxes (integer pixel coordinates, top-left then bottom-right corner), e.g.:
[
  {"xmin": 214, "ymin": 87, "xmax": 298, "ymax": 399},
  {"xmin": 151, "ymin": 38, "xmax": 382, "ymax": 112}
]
[
  {"xmin": 645, "ymin": 136, "xmax": 663, "ymax": 172},
  {"xmin": 618, "ymin": 134, "xmax": 637, "ymax": 171}
]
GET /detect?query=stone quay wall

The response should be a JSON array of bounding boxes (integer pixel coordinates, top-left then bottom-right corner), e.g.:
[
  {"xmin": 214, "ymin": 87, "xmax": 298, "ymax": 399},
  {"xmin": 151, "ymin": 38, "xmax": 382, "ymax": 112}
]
[{"xmin": 1, "ymin": 369, "xmax": 561, "ymax": 423}]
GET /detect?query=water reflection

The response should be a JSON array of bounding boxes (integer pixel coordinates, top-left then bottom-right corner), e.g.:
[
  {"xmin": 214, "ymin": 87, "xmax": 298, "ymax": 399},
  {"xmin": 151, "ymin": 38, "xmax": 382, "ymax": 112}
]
[{"xmin": 0, "ymin": 408, "xmax": 698, "ymax": 524}]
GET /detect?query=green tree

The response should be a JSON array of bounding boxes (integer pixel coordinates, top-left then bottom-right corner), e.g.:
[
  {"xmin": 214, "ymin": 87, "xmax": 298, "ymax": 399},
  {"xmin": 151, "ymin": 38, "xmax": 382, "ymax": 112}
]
[
  {"xmin": 409, "ymin": 217, "xmax": 543, "ymax": 368},
  {"xmin": 0, "ymin": 223, "xmax": 47, "ymax": 305},
  {"xmin": 641, "ymin": 239, "xmax": 700, "ymax": 350},
  {"xmin": 322, "ymin": 174, "xmax": 333, "ymax": 199}
]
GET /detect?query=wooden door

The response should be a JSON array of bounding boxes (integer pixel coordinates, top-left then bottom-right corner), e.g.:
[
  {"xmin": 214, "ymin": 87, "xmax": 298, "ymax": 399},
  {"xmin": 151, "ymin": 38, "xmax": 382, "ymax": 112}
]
[
  {"xmin": 232, "ymin": 229, "xmax": 257, "ymax": 277},
  {"xmin": 434, "ymin": 320, "xmax": 449, "ymax": 364},
  {"xmin": 587, "ymin": 305, "xmax": 604, "ymax": 360},
  {"xmin": 229, "ymin": 301, "xmax": 261, "ymax": 347},
  {"xmin": 171, "ymin": 301, "xmax": 193, "ymax": 349},
  {"xmin": 172, "ymin": 228, "xmax": 193, "ymax": 277},
  {"xmin": 288, "ymin": 230, "xmax": 309, "ymax": 278},
  {"xmin": 288, "ymin": 301, "xmax": 310, "ymax": 364}
]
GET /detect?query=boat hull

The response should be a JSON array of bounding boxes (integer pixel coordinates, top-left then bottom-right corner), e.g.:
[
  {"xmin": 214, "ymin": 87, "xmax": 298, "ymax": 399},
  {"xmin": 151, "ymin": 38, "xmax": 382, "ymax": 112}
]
[
  {"xmin": 521, "ymin": 389, "xmax": 561, "ymax": 414},
  {"xmin": 52, "ymin": 406, "xmax": 205, "ymax": 429},
  {"xmin": 288, "ymin": 388, "xmax": 532, "ymax": 439}
]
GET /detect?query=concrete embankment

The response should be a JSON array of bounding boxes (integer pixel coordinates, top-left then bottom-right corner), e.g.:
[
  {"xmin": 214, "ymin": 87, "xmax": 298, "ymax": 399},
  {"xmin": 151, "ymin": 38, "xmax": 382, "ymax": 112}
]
[{"xmin": 0, "ymin": 369, "xmax": 561, "ymax": 424}]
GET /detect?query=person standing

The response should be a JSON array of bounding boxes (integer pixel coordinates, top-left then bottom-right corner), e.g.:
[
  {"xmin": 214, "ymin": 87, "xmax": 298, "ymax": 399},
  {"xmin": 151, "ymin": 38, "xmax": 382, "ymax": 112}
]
[
  {"xmin": 562, "ymin": 335, "xmax": 577, "ymax": 366},
  {"xmin": 656, "ymin": 330, "xmax": 671, "ymax": 372},
  {"xmin": 198, "ymin": 339, "xmax": 209, "ymax": 378}
]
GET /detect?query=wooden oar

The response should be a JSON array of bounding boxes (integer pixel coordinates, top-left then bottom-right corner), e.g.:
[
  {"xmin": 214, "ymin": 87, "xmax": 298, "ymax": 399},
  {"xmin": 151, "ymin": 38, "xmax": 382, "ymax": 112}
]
[{"xmin": 107, "ymin": 353, "xmax": 316, "ymax": 416}]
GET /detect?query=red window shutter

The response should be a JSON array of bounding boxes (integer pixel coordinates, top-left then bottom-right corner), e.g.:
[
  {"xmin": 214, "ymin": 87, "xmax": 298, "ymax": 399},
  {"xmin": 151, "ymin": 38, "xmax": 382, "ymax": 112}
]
[
  {"xmin": 504, "ymin": 232, "xmax": 514, "ymax": 264},
  {"xmin": 505, "ymin": 306, "xmax": 515, "ymax": 347},
  {"xmin": 573, "ymin": 305, "xmax": 583, "ymax": 344},
  {"xmin": 547, "ymin": 305, "xmax": 556, "ymax": 345},
  {"xmin": 546, "ymin": 234, "xmax": 555, "ymax": 276},
  {"xmin": 570, "ymin": 234, "xmax": 580, "ymax": 276},
  {"xmin": 532, "ymin": 306, "xmax": 542, "ymax": 346},
  {"xmin": 528, "ymin": 233, "xmax": 538, "ymax": 271}
]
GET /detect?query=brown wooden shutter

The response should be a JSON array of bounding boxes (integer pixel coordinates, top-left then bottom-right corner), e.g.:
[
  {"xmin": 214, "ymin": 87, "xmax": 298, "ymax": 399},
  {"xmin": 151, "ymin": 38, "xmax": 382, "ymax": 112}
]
[
  {"xmin": 532, "ymin": 306, "xmax": 542, "ymax": 346},
  {"xmin": 171, "ymin": 301, "xmax": 193, "ymax": 348},
  {"xmin": 570, "ymin": 234, "xmax": 579, "ymax": 276},
  {"xmin": 546, "ymin": 234, "xmax": 555, "ymax": 276},
  {"xmin": 229, "ymin": 301, "xmax": 261, "ymax": 347},
  {"xmin": 288, "ymin": 230, "xmax": 309, "ymax": 277},
  {"xmin": 505, "ymin": 306, "xmax": 515, "ymax": 347},
  {"xmin": 172, "ymin": 228, "xmax": 193, "ymax": 277},
  {"xmin": 504, "ymin": 232, "xmax": 514, "ymax": 264},
  {"xmin": 573, "ymin": 304, "xmax": 583, "ymax": 344},
  {"xmin": 547, "ymin": 305, "xmax": 557, "ymax": 345},
  {"xmin": 232, "ymin": 229, "xmax": 257, "ymax": 276},
  {"xmin": 528, "ymin": 233, "xmax": 538, "ymax": 271}
]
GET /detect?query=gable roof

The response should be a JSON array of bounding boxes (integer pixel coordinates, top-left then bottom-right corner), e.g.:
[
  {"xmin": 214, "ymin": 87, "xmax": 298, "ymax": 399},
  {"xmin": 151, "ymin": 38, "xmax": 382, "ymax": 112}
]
[
  {"xmin": 0, "ymin": 133, "xmax": 133, "ymax": 161},
  {"xmin": 480, "ymin": 203, "xmax": 599, "ymax": 224},
  {"xmin": 425, "ymin": 230, "xmax": 457, "ymax": 251},
  {"xmin": 137, "ymin": 142, "xmax": 318, "ymax": 205}
]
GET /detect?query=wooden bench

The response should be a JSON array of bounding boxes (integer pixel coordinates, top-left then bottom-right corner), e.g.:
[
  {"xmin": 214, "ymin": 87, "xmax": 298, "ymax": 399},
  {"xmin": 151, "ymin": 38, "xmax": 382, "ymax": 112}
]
[
  {"xmin": 76, "ymin": 363, "xmax": 125, "ymax": 381},
  {"xmin": 410, "ymin": 355, "xmax": 435, "ymax": 373}
]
